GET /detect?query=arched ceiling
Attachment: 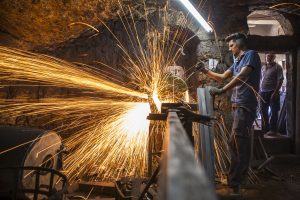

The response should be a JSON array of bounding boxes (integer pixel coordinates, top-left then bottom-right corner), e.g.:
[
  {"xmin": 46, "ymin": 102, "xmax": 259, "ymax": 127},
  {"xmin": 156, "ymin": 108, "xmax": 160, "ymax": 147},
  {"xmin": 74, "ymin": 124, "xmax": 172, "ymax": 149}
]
[{"xmin": 0, "ymin": 0, "xmax": 124, "ymax": 49}]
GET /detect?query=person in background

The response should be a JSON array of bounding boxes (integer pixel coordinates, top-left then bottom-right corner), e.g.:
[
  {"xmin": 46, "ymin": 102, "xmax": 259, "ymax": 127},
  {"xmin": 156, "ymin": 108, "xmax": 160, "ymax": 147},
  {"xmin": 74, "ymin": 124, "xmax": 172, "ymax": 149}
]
[{"xmin": 260, "ymin": 53, "xmax": 284, "ymax": 135}]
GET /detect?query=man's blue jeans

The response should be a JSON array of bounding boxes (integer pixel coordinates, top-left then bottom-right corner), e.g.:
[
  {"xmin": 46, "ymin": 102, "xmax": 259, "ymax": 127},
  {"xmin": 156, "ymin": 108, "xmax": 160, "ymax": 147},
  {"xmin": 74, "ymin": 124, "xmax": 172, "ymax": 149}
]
[
  {"xmin": 259, "ymin": 91, "xmax": 280, "ymax": 133},
  {"xmin": 228, "ymin": 107, "xmax": 255, "ymax": 187}
]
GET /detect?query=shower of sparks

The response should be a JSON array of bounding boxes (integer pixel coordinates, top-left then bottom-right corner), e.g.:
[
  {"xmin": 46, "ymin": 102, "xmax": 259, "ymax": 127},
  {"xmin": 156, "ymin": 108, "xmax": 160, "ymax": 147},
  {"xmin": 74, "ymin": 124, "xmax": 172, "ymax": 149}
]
[
  {"xmin": 0, "ymin": 47, "xmax": 147, "ymax": 100},
  {"xmin": 0, "ymin": 2, "xmax": 191, "ymax": 182},
  {"xmin": 69, "ymin": 22, "xmax": 100, "ymax": 33},
  {"xmin": 0, "ymin": 43, "xmax": 154, "ymax": 181},
  {"xmin": 62, "ymin": 101, "xmax": 151, "ymax": 181},
  {"xmin": 269, "ymin": 3, "xmax": 300, "ymax": 9}
]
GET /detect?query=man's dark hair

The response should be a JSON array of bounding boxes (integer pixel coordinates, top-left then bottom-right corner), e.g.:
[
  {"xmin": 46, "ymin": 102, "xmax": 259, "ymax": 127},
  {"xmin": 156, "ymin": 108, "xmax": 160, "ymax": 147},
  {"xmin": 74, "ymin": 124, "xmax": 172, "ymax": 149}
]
[{"xmin": 225, "ymin": 33, "xmax": 247, "ymax": 49}]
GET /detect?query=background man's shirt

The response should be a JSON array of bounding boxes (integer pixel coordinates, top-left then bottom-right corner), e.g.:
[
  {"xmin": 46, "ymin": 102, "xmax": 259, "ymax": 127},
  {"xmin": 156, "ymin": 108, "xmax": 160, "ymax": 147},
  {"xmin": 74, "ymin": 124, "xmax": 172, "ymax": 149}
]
[{"xmin": 260, "ymin": 63, "xmax": 284, "ymax": 92}]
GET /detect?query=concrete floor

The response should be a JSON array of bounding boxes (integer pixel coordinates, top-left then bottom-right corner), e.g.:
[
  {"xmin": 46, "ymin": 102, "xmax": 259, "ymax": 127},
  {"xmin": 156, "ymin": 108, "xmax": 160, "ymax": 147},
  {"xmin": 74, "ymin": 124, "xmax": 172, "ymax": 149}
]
[
  {"xmin": 217, "ymin": 181, "xmax": 300, "ymax": 200},
  {"xmin": 217, "ymin": 161, "xmax": 300, "ymax": 200}
]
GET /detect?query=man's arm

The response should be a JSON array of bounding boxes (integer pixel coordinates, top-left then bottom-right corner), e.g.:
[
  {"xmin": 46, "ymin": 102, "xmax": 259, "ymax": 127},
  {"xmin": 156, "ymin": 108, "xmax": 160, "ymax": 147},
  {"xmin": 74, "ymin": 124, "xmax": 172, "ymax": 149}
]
[
  {"xmin": 271, "ymin": 64, "xmax": 284, "ymax": 99},
  {"xmin": 206, "ymin": 69, "xmax": 233, "ymax": 82},
  {"xmin": 271, "ymin": 79, "xmax": 283, "ymax": 99},
  {"xmin": 222, "ymin": 66, "xmax": 253, "ymax": 92}
]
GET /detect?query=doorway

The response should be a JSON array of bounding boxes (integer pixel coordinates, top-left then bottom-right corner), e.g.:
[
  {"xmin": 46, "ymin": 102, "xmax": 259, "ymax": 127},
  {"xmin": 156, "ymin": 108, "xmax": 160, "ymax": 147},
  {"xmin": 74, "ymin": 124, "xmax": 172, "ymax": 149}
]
[{"xmin": 247, "ymin": 10, "xmax": 294, "ymax": 137}]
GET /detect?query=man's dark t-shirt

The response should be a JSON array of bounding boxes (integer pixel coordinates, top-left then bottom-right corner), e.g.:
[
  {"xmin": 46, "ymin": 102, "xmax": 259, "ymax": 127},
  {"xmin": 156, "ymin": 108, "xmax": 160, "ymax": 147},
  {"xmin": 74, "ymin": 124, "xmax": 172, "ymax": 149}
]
[{"xmin": 229, "ymin": 50, "xmax": 262, "ymax": 112}]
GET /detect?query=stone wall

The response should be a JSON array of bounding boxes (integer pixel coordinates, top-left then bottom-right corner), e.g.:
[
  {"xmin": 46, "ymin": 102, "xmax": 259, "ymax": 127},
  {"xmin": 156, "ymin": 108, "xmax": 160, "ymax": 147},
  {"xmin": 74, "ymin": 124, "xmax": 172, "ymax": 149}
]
[{"xmin": 0, "ymin": 0, "xmax": 123, "ymax": 49}]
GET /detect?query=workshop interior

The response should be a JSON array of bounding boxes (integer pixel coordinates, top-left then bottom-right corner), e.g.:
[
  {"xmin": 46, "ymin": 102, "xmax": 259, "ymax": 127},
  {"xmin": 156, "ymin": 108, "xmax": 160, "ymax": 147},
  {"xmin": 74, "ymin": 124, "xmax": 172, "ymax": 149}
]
[{"xmin": 0, "ymin": 0, "xmax": 300, "ymax": 200}]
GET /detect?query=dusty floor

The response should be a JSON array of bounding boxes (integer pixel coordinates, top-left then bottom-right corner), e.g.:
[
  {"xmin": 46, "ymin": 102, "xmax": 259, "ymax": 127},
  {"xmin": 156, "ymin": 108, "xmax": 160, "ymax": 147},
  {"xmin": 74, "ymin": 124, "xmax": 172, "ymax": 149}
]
[
  {"xmin": 217, "ymin": 181, "xmax": 300, "ymax": 200},
  {"xmin": 217, "ymin": 161, "xmax": 300, "ymax": 200}
]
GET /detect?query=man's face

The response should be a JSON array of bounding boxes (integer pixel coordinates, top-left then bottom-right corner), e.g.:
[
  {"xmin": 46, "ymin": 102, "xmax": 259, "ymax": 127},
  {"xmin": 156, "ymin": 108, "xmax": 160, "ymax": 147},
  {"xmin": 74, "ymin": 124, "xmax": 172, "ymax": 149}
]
[
  {"xmin": 228, "ymin": 40, "xmax": 241, "ymax": 56},
  {"xmin": 266, "ymin": 54, "xmax": 275, "ymax": 64}
]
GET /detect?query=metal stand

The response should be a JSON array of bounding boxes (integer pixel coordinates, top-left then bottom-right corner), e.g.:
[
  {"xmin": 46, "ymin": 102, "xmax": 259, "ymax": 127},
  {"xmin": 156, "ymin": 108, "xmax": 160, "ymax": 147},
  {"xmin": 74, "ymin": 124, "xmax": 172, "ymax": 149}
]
[
  {"xmin": 197, "ymin": 87, "xmax": 215, "ymax": 183},
  {"xmin": 250, "ymin": 132, "xmax": 285, "ymax": 180},
  {"xmin": 255, "ymin": 135, "xmax": 284, "ymax": 180},
  {"xmin": 147, "ymin": 102, "xmax": 213, "ymax": 177},
  {"xmin": 158, "ymin": 111, "xmax": 217, "ymax": 200},
  {"xmin": 138, "ymin": 166, "xmax": 160, "ymax": 200},
  {"xmin": 116, "ymin": 103, "xmax": 216, "ymax": 200},
  {"xmin": 147, "ymin": 104, "xmax": 216, "ymax": 200},
  {"xmin": 0, "ymin": 166, "xmax": 67, "ymax": 200}
]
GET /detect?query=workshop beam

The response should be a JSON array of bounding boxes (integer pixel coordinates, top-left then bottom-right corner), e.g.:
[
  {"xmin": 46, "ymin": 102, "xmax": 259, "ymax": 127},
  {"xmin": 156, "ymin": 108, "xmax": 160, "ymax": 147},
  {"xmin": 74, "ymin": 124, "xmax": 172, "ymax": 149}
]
[
  {"xmin": 158, "ymin": 111, "xmax": 216, "ymax": 200},
  {"xmin": 247, "ymin": 35, "xmax": 300, "ymax": 52}
]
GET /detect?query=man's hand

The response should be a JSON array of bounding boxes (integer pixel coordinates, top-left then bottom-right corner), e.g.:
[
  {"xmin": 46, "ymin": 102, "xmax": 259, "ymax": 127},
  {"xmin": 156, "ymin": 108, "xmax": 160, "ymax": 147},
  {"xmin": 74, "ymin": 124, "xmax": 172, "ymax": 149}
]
[
  {"xmin": 271, "ymin": 91, "xmax": 279, "ymax": 100},
  {"xmin": 195, "ymin": 61, "xmax": 209, "ymax": 73},
  {"xmin": 209, "ymin": 87, "xmax": 224, "ymax": 96}
]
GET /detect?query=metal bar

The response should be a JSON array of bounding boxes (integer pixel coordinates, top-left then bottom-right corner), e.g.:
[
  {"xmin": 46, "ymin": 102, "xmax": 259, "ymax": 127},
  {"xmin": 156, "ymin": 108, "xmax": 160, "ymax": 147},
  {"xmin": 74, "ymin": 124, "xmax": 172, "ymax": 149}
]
[
  {"xmin": 148, "ymin": 123, "xmax": 153, "ymax": 177},
  {"xmin": 247, "ymin": 35, "xmax": 300, "ymax": 52},
  {"xmin": 258, "ymin": 136, "xmax": 269, "ymax": 159},
  {"xmin": 34, "ymin": 169, "xmax": 40, "ymax": 200},
  {"xmin": 13, "ymin": 168, "xmax": 18, "ymax": 200},
  {"xmin": 197, "ymin": 87, "xmax": 215, "ymax": 182},
  {"xmin": 296, "ymin": 47, "xmax": 300, "ymax": 154},
  {"xmin": 161, "ymin": 103, "xmax": 198, "ymax": 112},
  {"xmin": 158, "ymin": 111, "xmax": 216, "ymax": 200},
  {"xmin": 138, "ymin": 165, "xmax": 160, "ymax": 200},
  {"xmin": 147, "ymin": 94, "xmax": 158, "ymax": 177},
  {"xmin": 49, "ymin": 171, "xmax": 54, "ymax": 194}
]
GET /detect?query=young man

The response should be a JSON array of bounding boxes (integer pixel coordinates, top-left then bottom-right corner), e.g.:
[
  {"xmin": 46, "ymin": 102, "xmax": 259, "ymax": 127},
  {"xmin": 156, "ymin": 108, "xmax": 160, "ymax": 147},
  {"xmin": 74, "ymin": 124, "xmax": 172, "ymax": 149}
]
[
  {"xmin": 260, "ymin": 53, "xmax": 284, "ymax": 135},
  {"xmin": 197, "ymin": 33, "xmax": 261, "ymax": 194}
]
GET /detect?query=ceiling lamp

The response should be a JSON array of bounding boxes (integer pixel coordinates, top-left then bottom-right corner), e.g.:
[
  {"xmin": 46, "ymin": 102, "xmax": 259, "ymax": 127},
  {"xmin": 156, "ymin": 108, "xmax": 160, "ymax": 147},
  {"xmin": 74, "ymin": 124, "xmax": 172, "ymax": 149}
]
[{"xmin": 177, "ymin": 0, "xmax": 213, "ymax": 32}]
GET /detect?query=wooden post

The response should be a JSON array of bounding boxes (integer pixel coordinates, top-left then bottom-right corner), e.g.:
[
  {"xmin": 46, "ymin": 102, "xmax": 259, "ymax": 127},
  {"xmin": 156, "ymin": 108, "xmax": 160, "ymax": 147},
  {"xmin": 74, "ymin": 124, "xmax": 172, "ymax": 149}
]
[{"xmin": 295, "ymin": 48, "xmax": 300, "ymax": 154}]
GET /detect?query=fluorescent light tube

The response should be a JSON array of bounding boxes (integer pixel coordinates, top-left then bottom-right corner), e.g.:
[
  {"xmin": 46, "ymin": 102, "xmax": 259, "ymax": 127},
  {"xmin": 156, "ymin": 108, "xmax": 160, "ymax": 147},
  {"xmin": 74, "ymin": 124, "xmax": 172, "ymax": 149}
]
[{"xmin": 177, "ymin": 0, "xmax": 213, "ymax": 32}]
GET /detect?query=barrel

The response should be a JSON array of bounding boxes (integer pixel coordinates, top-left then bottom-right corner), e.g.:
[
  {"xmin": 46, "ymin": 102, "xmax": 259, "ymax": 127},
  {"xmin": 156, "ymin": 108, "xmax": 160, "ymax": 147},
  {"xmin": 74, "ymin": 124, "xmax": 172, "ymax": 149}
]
[{"xmin": 0, "ymin": 126, "xmax": 64, "ymax": 199}]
